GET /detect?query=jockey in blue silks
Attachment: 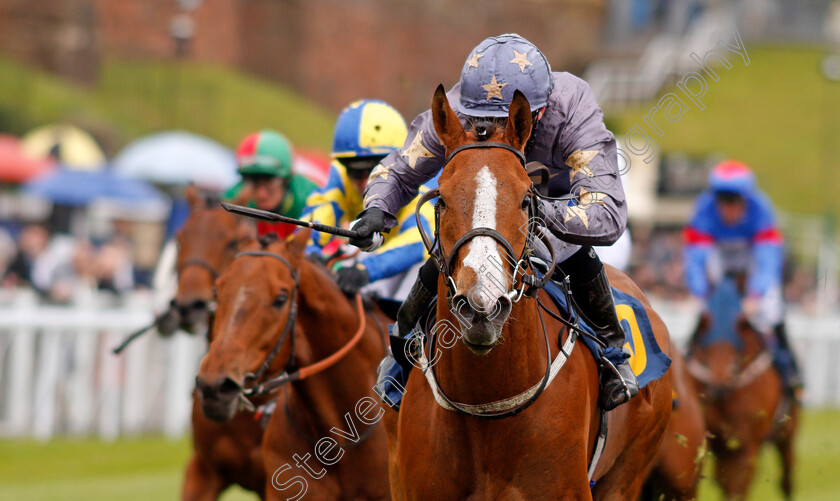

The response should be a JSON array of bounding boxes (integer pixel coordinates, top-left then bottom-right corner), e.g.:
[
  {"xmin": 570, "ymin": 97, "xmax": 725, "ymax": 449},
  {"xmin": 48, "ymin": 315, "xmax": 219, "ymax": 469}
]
[{"xmin": 684, "ymin": 160, "xmax": 802, "ymax": 394}]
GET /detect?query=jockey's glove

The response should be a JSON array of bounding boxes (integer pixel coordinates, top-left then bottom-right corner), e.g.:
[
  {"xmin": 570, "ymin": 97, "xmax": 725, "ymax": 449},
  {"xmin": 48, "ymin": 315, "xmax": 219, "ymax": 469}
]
[
  {"xmin": 349, "ymin": 208, "xmax": 386, "ymax": 251},
  {"xmin": 336, "ymin": 264, "xmax": 370, "ymax": 296}
]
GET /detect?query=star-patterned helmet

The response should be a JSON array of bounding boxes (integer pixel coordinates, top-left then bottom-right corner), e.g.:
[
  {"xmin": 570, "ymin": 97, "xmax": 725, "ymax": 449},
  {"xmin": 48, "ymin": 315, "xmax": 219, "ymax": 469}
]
[
  {"xmin": 709, "ymin": 160, "xmax": 756, "ymax": 196},
  {"xmin": 332, "ymin": 99, "xmax": 408, "ymax": 160},
  {"xmin": 457, "ymin": 33, "xmax": 553, "ymax": 117},
  {"xmin": 236, "ymin": 130, "xmax": 293, "ymax": 179}
]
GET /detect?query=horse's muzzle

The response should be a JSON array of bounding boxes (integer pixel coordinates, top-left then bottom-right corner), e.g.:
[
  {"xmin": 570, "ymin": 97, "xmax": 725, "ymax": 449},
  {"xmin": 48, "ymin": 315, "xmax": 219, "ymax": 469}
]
[
  {"xmin": 451, "ymin": 294, "xmax": 512, "ymax": 354},
  {"xmin": 195, "ymin": 375, "xmax": 242, "ymax": 422}
]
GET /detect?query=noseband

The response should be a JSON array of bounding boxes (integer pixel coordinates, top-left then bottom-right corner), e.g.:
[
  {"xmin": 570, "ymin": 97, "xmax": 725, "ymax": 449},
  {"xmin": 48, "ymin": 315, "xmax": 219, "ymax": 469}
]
[{"xmin": 414, "ymin": 141, "xmax": 557, "ymax": 302}]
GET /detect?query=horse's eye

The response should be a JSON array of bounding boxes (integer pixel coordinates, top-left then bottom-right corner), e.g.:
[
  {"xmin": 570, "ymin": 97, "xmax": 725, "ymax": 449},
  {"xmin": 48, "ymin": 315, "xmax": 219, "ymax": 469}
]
[
  {"xmin": 226, "ymin": 239, "xmax": 238, "ymax": 251},
  {"xmin": 272, "ymin": 292, "xmax": 289, "ymax": 308},
  {"xmin": 521, "ymin": 195, "xmax": 531, "ymax": 211}
]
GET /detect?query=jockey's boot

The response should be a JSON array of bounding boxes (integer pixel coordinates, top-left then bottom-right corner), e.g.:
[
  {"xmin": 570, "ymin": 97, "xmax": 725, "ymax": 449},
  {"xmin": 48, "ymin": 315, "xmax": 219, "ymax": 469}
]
[
  {"xmin": 374, "ymin": 268, "xmax": 437, "ymax": 411},
  {"xmin": 574, "ymin": 266, "xmax": 640, "ymax": 411},
  {"xmin": 773, "ymin": 323, "xmax": 803, "ymax": 395}
]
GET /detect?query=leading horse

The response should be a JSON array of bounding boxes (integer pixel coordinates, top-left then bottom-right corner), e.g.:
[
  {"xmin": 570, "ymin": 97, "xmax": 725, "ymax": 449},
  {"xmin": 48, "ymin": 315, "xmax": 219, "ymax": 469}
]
[
  {"xmin": 175, "ymin": 186, "xmax": 267, "ymax": 501},
  {"xmin": 687, "ymin": 279, "xmax": 799, "ymax": 500},
  {"xmin": 384, "ymin": 86, "xmax": 673, "ymax": 500},
  {"xmin": 196, "ymin": 230, "xmax": 391, "ymax": 500}
]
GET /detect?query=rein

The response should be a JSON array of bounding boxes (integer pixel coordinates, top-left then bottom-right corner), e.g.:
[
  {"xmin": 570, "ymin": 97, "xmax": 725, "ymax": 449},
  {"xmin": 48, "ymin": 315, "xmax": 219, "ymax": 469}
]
[
  {"xmin": 234, "ymin": 250, "xmax": 368, "ymax": 409},
  {"xmin": 414, "ymin": 141, "xmax": 557, "ymax": 303},
  {"xmin": 411, "ymin": 140, "xmax": 582, "ymax": 419}
]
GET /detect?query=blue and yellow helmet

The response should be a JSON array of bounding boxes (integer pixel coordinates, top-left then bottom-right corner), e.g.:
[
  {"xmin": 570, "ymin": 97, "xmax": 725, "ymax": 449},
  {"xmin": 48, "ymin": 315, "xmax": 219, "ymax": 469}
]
[{"xmin": 332, "ymin": 99, "xmax": 407, "ymax": 159}]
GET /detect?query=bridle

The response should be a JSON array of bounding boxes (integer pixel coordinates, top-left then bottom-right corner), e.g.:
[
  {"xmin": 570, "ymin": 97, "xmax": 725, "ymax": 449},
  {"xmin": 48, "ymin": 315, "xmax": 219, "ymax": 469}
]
[
  {"xmin": 232, "ymin": 250, "xmax": 369, "ymax": 411},
  {"xmin": 414, "ymin": 141, "xmax": 558, "ymax": 303},
  {"xmin": 410, "ymin": 140, "xmax": 583, "ymax": 419}
]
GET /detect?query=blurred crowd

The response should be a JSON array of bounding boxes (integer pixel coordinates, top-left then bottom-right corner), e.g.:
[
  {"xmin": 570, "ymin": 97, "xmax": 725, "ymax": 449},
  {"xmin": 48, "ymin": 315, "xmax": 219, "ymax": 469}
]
[
  {"xmin": 0, "ymin": 219, "xmax": 826, "ymax": 309},
  {"xmin": 0, "ymin": 224, "xmax": 138, "ymax": 303}
]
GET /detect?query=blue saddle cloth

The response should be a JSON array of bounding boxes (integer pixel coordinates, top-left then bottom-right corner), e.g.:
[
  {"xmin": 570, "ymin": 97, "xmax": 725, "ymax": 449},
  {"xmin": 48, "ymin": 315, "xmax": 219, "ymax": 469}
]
[
  {"xmin": 380, "ymin": 276, "xmax": 672, "ymax": 406},
  {"xmin": 541, "ymin": 278, "xmax": 671, "ymax": 388}
]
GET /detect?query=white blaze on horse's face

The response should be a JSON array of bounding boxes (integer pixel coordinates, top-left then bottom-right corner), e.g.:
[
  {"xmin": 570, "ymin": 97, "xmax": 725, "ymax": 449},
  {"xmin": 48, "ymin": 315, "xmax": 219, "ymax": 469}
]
[
  {"xmin": 452, "ymin": 165, "xmax": 514, "ymax": 352},
  {"xmin": 462, "ymin": 166, "xmax": 506, "ymax": 306}
]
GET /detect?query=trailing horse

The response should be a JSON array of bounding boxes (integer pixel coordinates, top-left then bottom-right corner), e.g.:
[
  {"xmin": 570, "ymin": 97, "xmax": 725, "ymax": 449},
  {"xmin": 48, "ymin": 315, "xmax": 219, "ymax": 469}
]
[
  {"xmin": 175, "ymin": 186, "xmax": 267, "ymax": 501},
  {"xmin": 383, "ymin": 86, "xmax": 673, "ymax": 500},
  {"xmin": 687, "ymin": 278, "xmax": 799, "ymax": 500},
  {"xmin": 641, "ymin": 348, "xmax": 706, "ymax": 501},
  {"xmin": 196, "ymin": 230, "xmax": 391, "ymax": 500}
]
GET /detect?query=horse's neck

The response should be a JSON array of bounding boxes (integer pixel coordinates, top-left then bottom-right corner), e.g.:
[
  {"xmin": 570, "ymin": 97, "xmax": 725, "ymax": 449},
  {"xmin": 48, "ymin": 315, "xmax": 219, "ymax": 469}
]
[
  {"xmin": 434, "ymin": 292, "xmax": 549, "ymax": 405},
  {"xmin": 288, "ymin": 262, "xmax": 373, "ymax": 432}
]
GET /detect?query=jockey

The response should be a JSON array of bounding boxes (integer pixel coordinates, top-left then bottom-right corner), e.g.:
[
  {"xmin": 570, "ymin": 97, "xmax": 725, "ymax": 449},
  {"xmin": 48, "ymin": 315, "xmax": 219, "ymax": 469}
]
[
  {"xmin": 302, "ymin": 99, "xmax": 437, "ymax": 298},
  {"xmin": 684, "ymin": 160, "xmax": 802, "ymax": 393},
  {"xmin": 225, "ymin": 130, "xmax": 319, "ymax": 238},
  {"xmin": 350, "ymin": 34, "xmax": 638, "ymax": 411}
]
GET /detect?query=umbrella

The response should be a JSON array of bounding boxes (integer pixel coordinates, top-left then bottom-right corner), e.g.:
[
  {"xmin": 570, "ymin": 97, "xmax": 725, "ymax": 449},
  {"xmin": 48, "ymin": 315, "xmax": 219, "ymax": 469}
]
[
  {"xmin": 23, "ymin": 168, "xmax": 167, "ymax": 207},
  {"xmin": 0, "ymin": 134, "xmax": 55, "ymax": 183},
  {"xmin": 113, "ymin": 131, "xmax": 237, "ymax": 190},
  {"xmin": 22, "ymin": 124, "xmax": 106, "ymax": 171}
]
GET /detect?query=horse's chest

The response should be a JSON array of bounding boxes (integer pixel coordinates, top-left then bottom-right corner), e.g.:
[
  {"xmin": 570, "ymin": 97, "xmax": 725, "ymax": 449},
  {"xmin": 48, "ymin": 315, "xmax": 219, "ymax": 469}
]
[{"xmin": 397, "ymin": 407, "xmax": 589, "ymax": 500}]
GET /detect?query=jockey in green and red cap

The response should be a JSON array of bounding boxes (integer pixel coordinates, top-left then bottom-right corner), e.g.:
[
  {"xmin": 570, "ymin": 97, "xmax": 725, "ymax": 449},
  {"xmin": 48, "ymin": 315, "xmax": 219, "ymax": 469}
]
[{"xmin": 225, "ymin": 130, "xmax": 320, "ymax": 238}]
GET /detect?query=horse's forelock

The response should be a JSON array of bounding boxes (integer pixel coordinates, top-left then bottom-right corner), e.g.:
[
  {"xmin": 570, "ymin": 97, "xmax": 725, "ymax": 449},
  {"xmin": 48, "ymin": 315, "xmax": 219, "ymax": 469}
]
[{"xmin": 466, "ymin": 117, "xmax": 507, "ymax": 142}]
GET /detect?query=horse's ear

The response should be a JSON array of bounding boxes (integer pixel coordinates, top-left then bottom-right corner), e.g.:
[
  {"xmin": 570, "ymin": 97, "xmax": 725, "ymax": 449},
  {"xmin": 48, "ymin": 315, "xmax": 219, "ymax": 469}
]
[
  {"xmin": 431, "ymin": 84, "xmax": 466, "ymax": 152},
  {"xmin": 287, "ymin": 228, "xmax": 312, "ymax": 260},
  {"xmin": 504, "ymin": 89, "xmax": 533, "ymax": 151},
  {"xmin": 185, "ymin": 184, "xmax": 203, "ymax": 211}
]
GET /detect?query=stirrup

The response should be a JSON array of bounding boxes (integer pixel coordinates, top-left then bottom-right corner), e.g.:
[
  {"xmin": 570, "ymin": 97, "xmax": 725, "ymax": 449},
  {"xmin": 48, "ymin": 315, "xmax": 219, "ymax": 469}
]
[{"xmin": 599, "ymin": 356, "xmax": 638, "ymax": 410}]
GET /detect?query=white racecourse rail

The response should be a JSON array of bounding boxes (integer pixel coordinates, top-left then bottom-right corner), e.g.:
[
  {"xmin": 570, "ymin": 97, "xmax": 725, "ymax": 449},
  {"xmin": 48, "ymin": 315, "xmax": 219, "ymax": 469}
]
[{"xmin": 0, "ymin": 289, "xmax": 838, "ymax": 439}]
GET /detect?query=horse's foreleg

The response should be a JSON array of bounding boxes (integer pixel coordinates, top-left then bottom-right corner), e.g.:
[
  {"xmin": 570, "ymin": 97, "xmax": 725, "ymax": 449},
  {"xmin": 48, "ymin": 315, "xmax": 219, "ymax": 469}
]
[
  {"xmin": 774, "ymin": 405, "xmax": 799, "ymax": 501},
  {"xmin": 714, "ymin": 445, "xmax": 761, "ymax": 501},
  {"xmin": 182, "ymin": 453, "xmax": 227, "ymax": 501},
  {"xmin": 383, "ymin": 406, "xmax": 403, "ymax": 501}
]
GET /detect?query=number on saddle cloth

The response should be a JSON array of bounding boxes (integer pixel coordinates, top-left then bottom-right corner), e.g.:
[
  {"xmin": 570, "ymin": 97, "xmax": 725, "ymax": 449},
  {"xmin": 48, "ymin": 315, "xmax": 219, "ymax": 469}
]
[{"xmin": 541, "ymin": 275, "xmax": 671, "ymax": 389}]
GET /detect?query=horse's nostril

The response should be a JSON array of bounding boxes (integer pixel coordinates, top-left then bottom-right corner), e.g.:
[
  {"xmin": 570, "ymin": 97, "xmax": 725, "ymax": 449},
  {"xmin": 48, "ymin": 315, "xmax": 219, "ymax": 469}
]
[
  {"xmin": 218, "ymin": 378, "xmax": 242, "ymax": 397},
  {"xmin": 197, "ymin": 376, "xmax": 241, "ymax": 400}
]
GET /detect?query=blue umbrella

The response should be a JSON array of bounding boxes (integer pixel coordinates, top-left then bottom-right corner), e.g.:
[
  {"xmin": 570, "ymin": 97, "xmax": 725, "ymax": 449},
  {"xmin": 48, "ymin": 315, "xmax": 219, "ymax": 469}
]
[
  {"xmin": 24, "ymin": 168, "xmax": 166, "ymax": 206},
  {"xmin": 112, "ymin": 131, "xmax": 238, "ymax": 189}
]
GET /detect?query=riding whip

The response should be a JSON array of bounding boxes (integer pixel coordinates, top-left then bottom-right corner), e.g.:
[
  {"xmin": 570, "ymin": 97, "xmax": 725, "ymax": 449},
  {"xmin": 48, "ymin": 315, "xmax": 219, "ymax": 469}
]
[{"xmin": 221, "ymin": 202, "xmax": 364, "ymax": 239}]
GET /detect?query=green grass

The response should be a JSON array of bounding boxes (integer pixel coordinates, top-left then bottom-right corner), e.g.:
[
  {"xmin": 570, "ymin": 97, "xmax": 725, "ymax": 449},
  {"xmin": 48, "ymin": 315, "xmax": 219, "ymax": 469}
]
[
  {"xmin": 0, "ymin": 57, "xmax": 335, "ymax": 154},
  {"xmin": 611, "ymin": 45, "xmax": 840, "ymax": 216},
  {"xmin": 0, "ymin": 409, "xmax": 838, "ymax": 500}
]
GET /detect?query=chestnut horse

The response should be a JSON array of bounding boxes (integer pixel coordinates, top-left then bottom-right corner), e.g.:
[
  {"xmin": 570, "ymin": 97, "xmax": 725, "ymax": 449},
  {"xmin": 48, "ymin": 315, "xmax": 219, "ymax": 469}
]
[
  {"xmin": 687, "ymin": 280, "xmax": 798, "ymax": 500},
  {"xmin": 383, "ymin": 86, "xmax": 673, "ymax": 500},
  {"xmin": 642, "ymin": 349, "xmax": 706, "ymax": 501},
  {"xmin": 175, "ymin": 186, "xmax": 267, "ymax": 501},
  {"xmin": 196, "ymin": 230, "xmax": 391, "ymax": 501}
]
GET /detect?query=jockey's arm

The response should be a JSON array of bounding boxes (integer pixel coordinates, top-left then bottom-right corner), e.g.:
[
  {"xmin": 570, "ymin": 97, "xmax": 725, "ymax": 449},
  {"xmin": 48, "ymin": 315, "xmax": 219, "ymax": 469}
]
[
  {"xmin": 358, "ymin": 200, "xmax": 435, "ymax": 282},
  {"xmin": 747, "ymin": 199, "xmax": 784, "ymax": 297},
  {"xmin": 683, "ymin": 195, "xmax": 716, "ymax": 299},
  {"xmin": 362, "ymin": 93, "xmax": 455, "ymax": 228},
  {"xmin": 538, "ymin": 82, "xmax": 626, "ymax": 246}
]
